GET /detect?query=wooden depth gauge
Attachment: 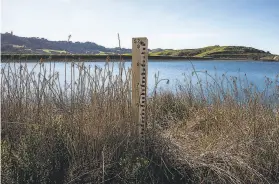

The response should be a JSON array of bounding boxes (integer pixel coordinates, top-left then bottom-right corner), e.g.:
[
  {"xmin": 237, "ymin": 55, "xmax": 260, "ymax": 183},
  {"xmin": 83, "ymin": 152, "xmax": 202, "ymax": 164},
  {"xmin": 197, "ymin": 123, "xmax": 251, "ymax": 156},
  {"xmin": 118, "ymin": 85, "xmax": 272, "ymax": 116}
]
[{"xmin": 132, "ymin": 37, "xmax": 148, "ymax": 145}]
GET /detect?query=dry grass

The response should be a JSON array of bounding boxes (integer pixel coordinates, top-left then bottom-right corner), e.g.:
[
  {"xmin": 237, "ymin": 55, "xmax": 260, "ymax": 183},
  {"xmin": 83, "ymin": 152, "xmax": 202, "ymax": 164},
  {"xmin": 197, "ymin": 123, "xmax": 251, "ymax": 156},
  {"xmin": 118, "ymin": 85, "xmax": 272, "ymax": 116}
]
[
  {"xmin": 154, "ymin": 93, "xmax": 279, "ymax": 183},
  {"xmin": 1, "ymin": 59, "xmax": 279, "ymax": 184}
]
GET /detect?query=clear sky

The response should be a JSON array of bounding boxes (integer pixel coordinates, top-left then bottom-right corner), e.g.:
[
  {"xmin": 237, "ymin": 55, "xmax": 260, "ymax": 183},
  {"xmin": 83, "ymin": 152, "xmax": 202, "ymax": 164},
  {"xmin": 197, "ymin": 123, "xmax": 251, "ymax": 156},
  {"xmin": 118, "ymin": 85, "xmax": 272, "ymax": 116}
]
[{"xmin": 1, "ymin": 0, "xmax": 279, "ymax": 54}]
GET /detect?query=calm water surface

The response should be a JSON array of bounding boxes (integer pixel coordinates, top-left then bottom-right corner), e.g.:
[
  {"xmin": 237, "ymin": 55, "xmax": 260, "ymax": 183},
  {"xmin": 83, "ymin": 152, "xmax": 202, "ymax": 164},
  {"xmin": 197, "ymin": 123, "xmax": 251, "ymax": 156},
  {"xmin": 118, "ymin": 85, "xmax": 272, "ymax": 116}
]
[{"xmin": 2, "ymin": 60, "xmax": 279, "ymax": 96}]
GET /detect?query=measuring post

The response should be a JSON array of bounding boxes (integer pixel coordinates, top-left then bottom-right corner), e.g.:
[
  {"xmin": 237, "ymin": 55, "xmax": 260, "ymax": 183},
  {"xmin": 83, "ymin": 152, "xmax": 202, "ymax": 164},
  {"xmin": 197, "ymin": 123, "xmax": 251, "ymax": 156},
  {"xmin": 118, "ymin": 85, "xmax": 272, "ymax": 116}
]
[{"xmin": 132, "ymin": 37, "xmax": 148, "ymax": 145}]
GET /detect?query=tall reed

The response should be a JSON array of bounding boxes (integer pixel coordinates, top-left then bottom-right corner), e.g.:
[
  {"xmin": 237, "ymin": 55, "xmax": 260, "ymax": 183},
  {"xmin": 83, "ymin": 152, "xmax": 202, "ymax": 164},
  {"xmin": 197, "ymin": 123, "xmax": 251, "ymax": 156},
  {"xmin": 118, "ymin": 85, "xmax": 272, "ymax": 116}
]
[{"xmin": 1, "ymin": 58, "xmax": 279, "ymax": 184}]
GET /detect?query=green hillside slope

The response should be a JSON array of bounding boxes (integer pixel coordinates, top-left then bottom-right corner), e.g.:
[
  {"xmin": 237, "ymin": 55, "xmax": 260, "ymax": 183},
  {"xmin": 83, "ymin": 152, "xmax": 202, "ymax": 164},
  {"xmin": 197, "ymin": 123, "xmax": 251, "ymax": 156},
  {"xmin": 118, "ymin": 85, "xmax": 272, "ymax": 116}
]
[
  {"xmin": 1, "ymin": 33, "xmax": 278, "ymax": 61},
  {"xmin": 149, "ymin": 45, "xmax": 275, "ymax": 60}
]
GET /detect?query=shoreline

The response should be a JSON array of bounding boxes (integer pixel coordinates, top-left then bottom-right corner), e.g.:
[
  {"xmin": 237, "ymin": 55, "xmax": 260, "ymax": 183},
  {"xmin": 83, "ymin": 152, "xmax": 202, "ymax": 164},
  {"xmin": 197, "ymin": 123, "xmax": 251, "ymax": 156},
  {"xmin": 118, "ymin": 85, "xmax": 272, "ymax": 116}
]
[
  {"xmin": 1, "ymin": 54, "xmax": 278, "ymax": 62},
  {"xmin": 1, "ymin": 54, "xmax": 212, "ymax": 61}
]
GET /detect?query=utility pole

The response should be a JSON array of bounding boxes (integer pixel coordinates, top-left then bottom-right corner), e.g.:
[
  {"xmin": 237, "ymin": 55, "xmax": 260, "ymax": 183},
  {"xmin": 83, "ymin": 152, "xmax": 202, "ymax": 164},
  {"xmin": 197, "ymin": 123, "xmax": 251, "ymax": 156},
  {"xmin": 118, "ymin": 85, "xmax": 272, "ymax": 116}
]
[{"xmin": 68, "ymin": 34, "xmax": 72, "ymax": 42}]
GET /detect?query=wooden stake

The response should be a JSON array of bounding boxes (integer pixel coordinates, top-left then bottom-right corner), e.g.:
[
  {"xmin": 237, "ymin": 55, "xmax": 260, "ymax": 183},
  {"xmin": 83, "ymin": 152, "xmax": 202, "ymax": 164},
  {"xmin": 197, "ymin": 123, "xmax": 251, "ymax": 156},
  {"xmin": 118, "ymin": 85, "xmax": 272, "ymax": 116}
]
[{"xmin": 132, "ymin": 37, "xmax": 148, "ymax": 146}]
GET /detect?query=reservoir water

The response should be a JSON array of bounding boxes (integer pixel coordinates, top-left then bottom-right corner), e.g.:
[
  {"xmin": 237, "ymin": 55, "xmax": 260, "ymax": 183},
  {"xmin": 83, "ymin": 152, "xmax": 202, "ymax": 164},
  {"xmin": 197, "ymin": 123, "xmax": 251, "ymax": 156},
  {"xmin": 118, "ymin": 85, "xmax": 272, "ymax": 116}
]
[{"xmin": 1, "ymin": 60, "xmax": 279, "ymax": 102}]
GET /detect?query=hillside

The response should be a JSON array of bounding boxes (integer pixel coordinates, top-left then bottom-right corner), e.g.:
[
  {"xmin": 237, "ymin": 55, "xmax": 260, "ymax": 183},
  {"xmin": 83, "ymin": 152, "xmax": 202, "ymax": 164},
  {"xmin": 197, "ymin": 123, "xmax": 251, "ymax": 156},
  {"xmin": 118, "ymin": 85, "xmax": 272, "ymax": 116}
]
[
  {"xmin": 1, "ymin": 33, "xmax": 131, "ymax": 54},
  {"xmin": 1, "ymin": 33, "xmax": 278, "ymax": 61},
  {"xmin": 149, "ymin": 45, "xmax": 277, "ymax": 60}
]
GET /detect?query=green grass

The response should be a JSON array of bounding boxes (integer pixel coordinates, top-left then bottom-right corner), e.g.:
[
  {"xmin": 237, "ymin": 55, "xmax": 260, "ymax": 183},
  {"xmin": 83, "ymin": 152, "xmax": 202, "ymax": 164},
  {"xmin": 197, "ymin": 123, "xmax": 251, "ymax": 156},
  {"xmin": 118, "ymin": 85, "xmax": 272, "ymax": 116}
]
[
  {"xmin": 122, "ymin": 53, "xmax": 132, "ymax": 56},
  {"xmin": 98, "ymin": 51, "xmax": 107, "ymax": 55},
  {"xmin": 261, "ymin": 55, "xmax": 279, "ymax": 61},
  {"xmin": 4, "ymin": 44, "xmax": 272, "ymax": 60},
  {"xmin": 149, "ymin": 49, "xmax": 175, "ymax": 56},
  {"xmin": 195, "ymin": 46, "xmax": 227, "ymax": 57},
  {"xmin": 12, "ymin": 44, "xmax": 25, "ymax": 48},
  {"xmin": 149, "ymin": 45, "xmax": 271, "ymax": 59},
  {"xmin": 97, "ymin": 51, "xmax": 117, "ymax": 55},
  {"xmin": 38, "ymin": 49, "xmax": 67, "ymax": 54}
]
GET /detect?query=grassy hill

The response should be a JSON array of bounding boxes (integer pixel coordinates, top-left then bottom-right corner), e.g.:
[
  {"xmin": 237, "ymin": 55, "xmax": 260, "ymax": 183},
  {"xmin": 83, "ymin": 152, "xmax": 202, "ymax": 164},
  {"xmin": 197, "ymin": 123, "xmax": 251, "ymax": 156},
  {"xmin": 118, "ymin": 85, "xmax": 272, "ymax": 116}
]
[
  {"xmin": 1, "ymin": 33, "xmax": 131, "ymax": 54},
  {"xmin": 1, "ymin": 33, "xmax": 278, "ymax": 61},
  {"xmin": 149, "ymin": 45, "xmax": 277, "ymax": 60},
  {"xmin": 260, "ymin": 55, "xmax": 279, "ymax": 61}
]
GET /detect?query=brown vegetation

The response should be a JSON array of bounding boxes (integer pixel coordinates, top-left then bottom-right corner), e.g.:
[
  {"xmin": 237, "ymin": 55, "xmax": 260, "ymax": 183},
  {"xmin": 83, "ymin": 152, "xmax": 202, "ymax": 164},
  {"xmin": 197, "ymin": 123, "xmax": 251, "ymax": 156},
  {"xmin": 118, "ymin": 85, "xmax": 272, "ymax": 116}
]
[{"xmin": 1, "ymin": 59, "xmax": 279, "ymax": 184}]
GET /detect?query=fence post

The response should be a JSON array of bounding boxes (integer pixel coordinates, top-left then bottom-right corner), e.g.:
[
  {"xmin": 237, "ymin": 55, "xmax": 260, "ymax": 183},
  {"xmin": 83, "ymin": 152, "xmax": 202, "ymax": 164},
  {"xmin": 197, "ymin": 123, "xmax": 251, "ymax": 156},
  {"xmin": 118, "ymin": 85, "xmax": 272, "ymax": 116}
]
[{"xmin": 132, "ymin": 37, "xmax": 148, "ymax": 147}]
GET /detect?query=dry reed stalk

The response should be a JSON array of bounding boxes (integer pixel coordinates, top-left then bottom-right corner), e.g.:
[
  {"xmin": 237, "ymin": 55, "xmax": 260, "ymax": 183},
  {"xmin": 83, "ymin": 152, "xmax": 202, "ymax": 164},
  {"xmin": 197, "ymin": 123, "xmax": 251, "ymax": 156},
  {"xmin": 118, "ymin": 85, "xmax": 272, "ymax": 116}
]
[{"xmin": 1, "ymin": 58, "xmax": 278, "ymax": 184}]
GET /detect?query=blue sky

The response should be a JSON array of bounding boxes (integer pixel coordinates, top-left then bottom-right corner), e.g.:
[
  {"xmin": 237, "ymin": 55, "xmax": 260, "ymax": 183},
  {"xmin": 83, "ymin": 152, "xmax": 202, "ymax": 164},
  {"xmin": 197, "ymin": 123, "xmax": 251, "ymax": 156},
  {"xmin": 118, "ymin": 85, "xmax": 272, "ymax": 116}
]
[{"xmin": 1, "ymin": 0, "xmax": 279, "ymax": 54}]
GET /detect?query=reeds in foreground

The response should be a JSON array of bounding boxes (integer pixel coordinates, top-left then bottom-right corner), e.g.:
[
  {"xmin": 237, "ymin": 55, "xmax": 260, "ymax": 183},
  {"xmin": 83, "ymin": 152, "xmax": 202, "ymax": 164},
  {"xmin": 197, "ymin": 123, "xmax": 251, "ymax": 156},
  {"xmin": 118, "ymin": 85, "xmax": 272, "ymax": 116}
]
[{"xmin": 1, "ymin": 59, "xmax": 279, "ymax": 184}]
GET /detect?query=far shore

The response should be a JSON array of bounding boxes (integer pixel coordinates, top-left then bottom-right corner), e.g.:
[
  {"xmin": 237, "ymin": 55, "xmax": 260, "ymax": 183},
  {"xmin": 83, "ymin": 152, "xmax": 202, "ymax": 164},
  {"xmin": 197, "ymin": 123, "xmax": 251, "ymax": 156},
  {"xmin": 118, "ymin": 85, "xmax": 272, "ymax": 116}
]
[{"xmin": 1, "ymin": 54, "xmax": 278, "ymax": 62}]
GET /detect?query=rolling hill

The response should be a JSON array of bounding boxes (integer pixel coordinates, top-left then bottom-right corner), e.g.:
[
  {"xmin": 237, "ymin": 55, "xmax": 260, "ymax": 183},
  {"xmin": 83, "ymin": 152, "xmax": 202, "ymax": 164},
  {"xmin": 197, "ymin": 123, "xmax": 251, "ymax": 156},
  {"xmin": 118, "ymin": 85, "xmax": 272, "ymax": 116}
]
[
  {"xmin": 1, "ymin": 33, "xmax": 131, "ymax": 54},
  {"xmin": 149, "ymin": 45, "xmax": 277, "ymax": 60},
  {"xmin": 1, "ymin": 33, "xmax": 278, "ymax": 61}
]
